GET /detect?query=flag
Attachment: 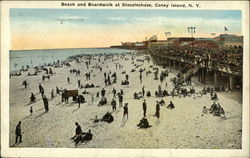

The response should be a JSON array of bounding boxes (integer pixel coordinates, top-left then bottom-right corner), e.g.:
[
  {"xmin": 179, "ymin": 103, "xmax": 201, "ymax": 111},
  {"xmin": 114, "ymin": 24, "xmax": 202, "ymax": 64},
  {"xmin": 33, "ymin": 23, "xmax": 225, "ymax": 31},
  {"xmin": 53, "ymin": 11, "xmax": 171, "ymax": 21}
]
[{"xmin": 224, "ymin": 26, "xmax": 228, "ymax": 31}]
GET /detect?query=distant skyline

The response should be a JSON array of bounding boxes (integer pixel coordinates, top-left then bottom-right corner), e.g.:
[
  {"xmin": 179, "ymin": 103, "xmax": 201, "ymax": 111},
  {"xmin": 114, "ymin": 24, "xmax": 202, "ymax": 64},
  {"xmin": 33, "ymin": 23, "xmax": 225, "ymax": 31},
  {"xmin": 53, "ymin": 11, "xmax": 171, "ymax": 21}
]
[{"xmin": 10, "ymin": 9, "xmax": 242, "ymax": 50}]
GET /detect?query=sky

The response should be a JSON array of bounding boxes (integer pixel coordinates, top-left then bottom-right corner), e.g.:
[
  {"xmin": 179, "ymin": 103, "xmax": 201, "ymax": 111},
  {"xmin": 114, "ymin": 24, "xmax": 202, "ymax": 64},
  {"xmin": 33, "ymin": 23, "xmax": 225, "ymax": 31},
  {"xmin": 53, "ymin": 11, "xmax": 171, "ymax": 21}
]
[{"xmin": 10, "ymin": 9, "xmax": 242, "ymax": 50}]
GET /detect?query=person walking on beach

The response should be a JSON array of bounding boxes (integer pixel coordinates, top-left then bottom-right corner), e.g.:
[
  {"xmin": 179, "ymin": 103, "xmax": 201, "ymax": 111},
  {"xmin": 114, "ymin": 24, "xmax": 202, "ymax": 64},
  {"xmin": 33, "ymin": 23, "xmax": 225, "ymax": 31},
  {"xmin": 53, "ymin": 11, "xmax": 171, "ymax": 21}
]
[
  {"xmin": 15, "ymin": 121, "xmax": 22, "ymax": 144},
  {"xmin": 142, "ymin": 99, "xmax": 147, "ymax": 117},
  {"xmin": 123, "ymin": 103, "xmax": 128, "ymax": 119}
]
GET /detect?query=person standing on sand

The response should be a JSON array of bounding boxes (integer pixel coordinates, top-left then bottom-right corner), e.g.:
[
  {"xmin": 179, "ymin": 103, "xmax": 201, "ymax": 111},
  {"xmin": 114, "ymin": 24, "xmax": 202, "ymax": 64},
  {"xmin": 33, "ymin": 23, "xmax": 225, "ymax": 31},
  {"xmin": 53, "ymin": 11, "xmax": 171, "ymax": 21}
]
[
  {"xmin": 104, "ymin": 78, "xmax": 108, "ymax": 86},
  {"xmin": 22, "ymin": 80, "xmax": 28, "ymax": 88},
  {"xmin": 120, "ymin": 89, "xmax": 124, "ymax": 95},
  {"xmin": 39, "ymin": 84, "xmax": 43, "ymax": 93},
  {"xmin": 123, "ymin": 103, "xmax": 128, "ymax": 119},
  {"xmin": 42, "ymin": 95, "xmax": 49, "ymax": 112},
  {"xmin": 101, "ymin": 88, "xmax": 106, "ymax": 98},
  {"xmin": 111, "ymin": 99, "xmax": 117, "ymax": 111},
  {"xmin": 139, "ymin": 71, "xmax": 143, "ymax": 83},
  {"xmin": 71, "ymin": 122, "xmax": 82, "ymax": 141},
  {"xmin": 142, "ymin": 86, "xmax": 145, "ymax": 97},
  {"xmin": 78, "ymin": 80, "xmax": 81, "ymax": 88},
  {"xmin": 104, "ymin": 72, "xmax": 107, "ymax": 79},
  {"xmin": 56, "ymin": 86, "xmax": 60, "ymax": 95},
  {"xmin": 40, "ymin": 88, "xmax": 44, "ymax": 97},
  {"xmin": 96, "ymin": 92, "xmax": 99, "ymax": 99},
  {"xmin": 15, "ymin": 121, "xmax": 22, "ymax": 144},
  {"xmin": 125, "ymin": 74, "xmax": 129, "ymax": 81},
  {"xmin": 30, "ymin": 106, "xmax": 33, "ymax": 116},
  {"xmin": 112, "ymin": 88, "xmax": 116, "ymax": 98},
  {"xmin": 142, "ymin": 99, "xmax": 147, "ymax": 117},
  {"xmin": 67, "ymin": 77, "xmax": 70, "ymax": 83},
  {"xmin": 91, "ymin": 94, "xmax": 94, "ymax": 104},
  {"xmin": 155, "ymin": 101, "xmax": 160, "ymax": 118},
  {"xmin": 77, "ymin": 96, "xmax": 81, "ymax": 109},
  {"xmin": 118, "ymin": 94, "xmax": 123, "ymax": 108},
  {"xmin": 51, "ymin": 89, "xmax": 54, "ymax": 99}
]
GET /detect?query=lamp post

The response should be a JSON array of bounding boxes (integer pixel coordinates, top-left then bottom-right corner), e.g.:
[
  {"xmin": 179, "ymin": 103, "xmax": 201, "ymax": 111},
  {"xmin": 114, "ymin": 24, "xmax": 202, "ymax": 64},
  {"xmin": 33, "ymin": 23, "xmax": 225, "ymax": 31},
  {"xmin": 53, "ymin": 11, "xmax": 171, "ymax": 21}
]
[{"xmin": 188, "ymin": 26, "xmax": 196, "ymax": 37}]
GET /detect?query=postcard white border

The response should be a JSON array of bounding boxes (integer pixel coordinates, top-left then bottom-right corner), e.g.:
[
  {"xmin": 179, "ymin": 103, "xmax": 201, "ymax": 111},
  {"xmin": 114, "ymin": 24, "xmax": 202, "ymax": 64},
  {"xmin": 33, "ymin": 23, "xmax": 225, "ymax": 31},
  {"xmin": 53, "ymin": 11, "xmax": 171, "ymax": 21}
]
[{"xmin": 1, "ymin": 1, "xmax": 249, "ymax": 157}]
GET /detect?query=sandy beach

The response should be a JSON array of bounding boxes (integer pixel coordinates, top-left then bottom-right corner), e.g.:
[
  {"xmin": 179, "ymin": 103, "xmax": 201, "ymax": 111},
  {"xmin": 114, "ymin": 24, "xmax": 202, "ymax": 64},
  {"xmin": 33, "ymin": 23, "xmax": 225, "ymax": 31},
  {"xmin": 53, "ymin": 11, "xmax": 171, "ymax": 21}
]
[{"xmin": 9, "ymin": 52, "xmax": 242, "ymax": 149}]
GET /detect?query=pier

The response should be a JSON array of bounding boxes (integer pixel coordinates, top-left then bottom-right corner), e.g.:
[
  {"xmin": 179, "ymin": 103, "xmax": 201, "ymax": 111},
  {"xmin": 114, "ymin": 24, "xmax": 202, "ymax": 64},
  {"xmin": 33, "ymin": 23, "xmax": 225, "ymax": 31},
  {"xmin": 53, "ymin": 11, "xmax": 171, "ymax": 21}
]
[{"xmin": 147, "ymin": 47, "xmax": 242, "ymax": 91}]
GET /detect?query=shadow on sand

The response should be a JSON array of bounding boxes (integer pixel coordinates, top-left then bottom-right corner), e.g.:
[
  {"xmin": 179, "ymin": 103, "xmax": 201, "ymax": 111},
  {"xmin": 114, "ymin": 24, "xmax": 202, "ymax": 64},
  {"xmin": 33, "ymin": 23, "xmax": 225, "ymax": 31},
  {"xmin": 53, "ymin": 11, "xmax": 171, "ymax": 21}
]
[
  {"xmin": 22, "ymin": 115, "xmax": 31, "ymax": 120},
  {"xmin": 72, "ymin": 107, "xmax": 80, "ymax": 113},
  {"xmin": 35, "ymin": 111, "xmax": 47, "ymax": 118},
  {"xmin": 120, "ymin": 118, "xmax": 128, "ymax": 128}
]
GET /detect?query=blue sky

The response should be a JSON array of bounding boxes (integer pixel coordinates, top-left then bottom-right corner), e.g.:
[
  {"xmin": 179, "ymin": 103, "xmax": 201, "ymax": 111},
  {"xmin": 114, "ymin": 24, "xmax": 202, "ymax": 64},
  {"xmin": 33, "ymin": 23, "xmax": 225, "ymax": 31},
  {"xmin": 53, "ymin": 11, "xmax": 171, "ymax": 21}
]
[
  {"xmin": 10, "ymin": 9, "xmax": 241, "ymax": 24},
  {"xmin": 10, "ymin": 9, "xmax": 242, "ymax": 50}
]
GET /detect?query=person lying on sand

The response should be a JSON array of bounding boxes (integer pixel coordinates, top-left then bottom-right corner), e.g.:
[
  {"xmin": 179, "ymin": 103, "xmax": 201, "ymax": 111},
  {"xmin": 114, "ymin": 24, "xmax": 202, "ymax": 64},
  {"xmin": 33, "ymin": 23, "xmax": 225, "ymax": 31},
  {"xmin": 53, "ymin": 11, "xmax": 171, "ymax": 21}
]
[
  {"xmin": 121, "ymin": 80, "xmax": 129, "ymax": 85},
  {"xmin": 97, "ymin": 98, "xmax": 107, "ymax": 106},
  {"xmin": 101, "ymin": 112, "xmax": 114, "ymax": 123},
  {"xmin": 134, "ymin": 92, "xmax": 142, "ymax": 100}
]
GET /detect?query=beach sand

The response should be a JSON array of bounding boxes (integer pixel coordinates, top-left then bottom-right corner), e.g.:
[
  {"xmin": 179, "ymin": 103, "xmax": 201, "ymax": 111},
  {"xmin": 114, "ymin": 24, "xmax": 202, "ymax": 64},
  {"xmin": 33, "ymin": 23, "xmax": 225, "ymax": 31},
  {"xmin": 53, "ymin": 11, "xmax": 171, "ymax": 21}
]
[{"xmin": 9, "ymin": 52, "xmax": 242, "ymax": 148}]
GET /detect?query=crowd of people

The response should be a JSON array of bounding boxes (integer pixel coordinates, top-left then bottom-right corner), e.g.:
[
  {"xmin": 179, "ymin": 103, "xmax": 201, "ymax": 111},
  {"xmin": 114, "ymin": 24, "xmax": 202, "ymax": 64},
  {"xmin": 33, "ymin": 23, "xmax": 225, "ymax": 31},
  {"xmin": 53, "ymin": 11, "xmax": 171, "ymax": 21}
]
[
  {"xmin": 12, "ymin": 49, "xmax": 230, "ymax": 147},
  {"xmin": 151, "ymin": 46, "xmax": 243, "ymax": 71}
]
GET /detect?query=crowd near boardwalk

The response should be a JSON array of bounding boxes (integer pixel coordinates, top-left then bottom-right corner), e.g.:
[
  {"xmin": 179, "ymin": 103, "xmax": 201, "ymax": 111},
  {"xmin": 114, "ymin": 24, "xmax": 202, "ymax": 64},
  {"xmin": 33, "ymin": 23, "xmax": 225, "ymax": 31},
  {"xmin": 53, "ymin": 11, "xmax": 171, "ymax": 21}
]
[
  {"xmin": 9, "ymin": 49, "xmax": 242, "ymax": 148},
  {"xmin": 151, "ymin": 46, "xmax": 243, "ymax": 72}
]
